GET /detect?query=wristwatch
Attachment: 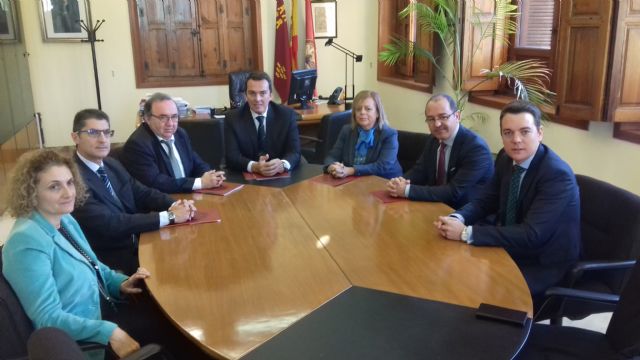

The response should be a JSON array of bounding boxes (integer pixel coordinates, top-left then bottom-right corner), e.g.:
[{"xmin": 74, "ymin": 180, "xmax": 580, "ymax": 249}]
[
  {"xmin": 461, "ymin": 226, "xmax": 471, "ymax": 244},
  {"xmin": 168, "ymin": 211, "xmax": 176, "ymax": 225}
]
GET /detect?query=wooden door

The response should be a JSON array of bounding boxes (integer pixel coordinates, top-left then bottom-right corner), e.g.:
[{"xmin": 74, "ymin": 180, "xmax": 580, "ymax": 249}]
[
  {"xmin": 608, "ymin": 0, "xmax": 640, "ymax": 123},
  {"xmin": 555, "ymin": 0, "xmax": 613, "ymax": 122}
]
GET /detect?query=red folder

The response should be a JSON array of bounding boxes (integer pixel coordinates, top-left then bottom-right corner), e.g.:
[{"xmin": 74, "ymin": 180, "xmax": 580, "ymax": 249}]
[
  {"xmin": 311, "ymin": 174, "xmax": 359, "ymax": 187},
  {"xmin": 166, "ymin": 208, "xmax": 221, "ymax": 227},
  {"xmin": 194, "ymin": 183, "xmax": 244, "ymax": 196},
  {"xmin": 370, "ymin": 190, "xmax": 408, "ymax": 204},
  {"xmin": 242, "ymin": 171, "xmax": 291, "ymax": 181}
]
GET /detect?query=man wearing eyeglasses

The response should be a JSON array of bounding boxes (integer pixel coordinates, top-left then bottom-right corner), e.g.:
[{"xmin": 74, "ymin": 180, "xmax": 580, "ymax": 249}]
[
  {"xmin": 120, "ymin": 92, "xmax": 225, "ymax": 193},
  {"xmin": 224, "ymin": 71, "xmax": 301, "ymax": 176},
  {"xmin": 386, "ymin": 93, "xmax": 493, "ymax": 209},
  {"xmin": 434, "ymin": 100, "xmax": 580, "ymax": 307},
  {"xmin": 71, "ymin": 108, "xmax": 195, "ymax": 275}
]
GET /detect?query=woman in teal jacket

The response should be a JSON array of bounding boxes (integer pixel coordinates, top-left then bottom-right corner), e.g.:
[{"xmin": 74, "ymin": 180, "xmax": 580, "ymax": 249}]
[{"xmin": 2, "ymin": 149, "xmax": 148, "ymax": 358}]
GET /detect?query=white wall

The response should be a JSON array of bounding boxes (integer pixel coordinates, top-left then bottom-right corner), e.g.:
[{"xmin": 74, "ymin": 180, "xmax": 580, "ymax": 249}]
[{"xmin": 16, "ymin": 0, "xmax": 640, "ymax": 194}]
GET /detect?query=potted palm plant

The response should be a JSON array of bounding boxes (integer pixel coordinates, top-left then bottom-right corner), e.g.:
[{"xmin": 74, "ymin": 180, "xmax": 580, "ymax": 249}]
[{"xmin": 379, "ymin": 0, "xmax": 554, "ymax": 115}]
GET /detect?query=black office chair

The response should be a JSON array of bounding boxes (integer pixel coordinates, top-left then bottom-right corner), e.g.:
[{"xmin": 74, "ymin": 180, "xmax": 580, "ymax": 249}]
[
  {"xmin": 517, "ymin": 257, "xmax": 640, "ymax": 359},
  {"xmin": 108, "ymin": 142, "xmax": 125, "ymax": 163},
  {"xmin": 0, "ymin": 247, "xmax": 165, "ymax": 360},
  {"xmin": 178, "ymin": 118, "xmax": 225, "ymax": 169},
  {"xmin": 537, "ymin": 175, "xmax": 640, "ymax": 324},
  {"xmin": 300, "ymin": 110, "xmax": 352, "ymax": 164},
  {"xmin": 27, "ymin": 327, "xmax": 166, "ymax": 360},
  {"xmin": 396, "ymin": 130, "xmax": 429, "ymax": 173},
  {"xmin": 0, "ymin": 247, "xmax": 34, "ymax": 359},
  {"xmin": 228, "ymin": 71, "xmax": 251, "ymax": 109}
]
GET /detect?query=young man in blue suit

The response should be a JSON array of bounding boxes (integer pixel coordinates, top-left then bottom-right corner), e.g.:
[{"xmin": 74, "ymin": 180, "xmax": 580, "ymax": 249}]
[
  {"xmin": 120, "ymin": 92, "xmax": 225, "ymax": 193},
  {"xmin": 225, "ymin": 71, "xmax": 301, "ymax": 176},
  {"xmin": 386, "ymin": 93, "xmax": 493, "ymax": 209},
  {"xmin": 71, "ymin": 109, "xmax": 194, "ymax": 275},
  {"xmin": 435, "ymin": 100, "xmax": 580, "ymax": 305}
]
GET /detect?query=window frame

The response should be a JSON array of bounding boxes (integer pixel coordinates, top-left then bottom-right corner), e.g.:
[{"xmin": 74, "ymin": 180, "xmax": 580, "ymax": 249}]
[
  {"xmin": 377, "ymin": 0, "xmax": 434, "ymax": 93},
  {"xmin": 128, "ymin": 0, "xmax": 263, "ymax": 88}
]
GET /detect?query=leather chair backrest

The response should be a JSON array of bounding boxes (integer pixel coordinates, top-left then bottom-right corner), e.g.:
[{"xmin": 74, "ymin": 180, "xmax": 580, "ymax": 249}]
[
  {"xmin": 577, "ymin": 175, "xmax": 640, "ymax": 262},
  {"xmin": 28, "ymin": 327, "xmax": 84, "ymax": 360},
  {"xmin": 397, "ymin": 130, "xmax": 429, "ymax": 173},
  {"xmin": 0, "ymin": 246, "xmax": 34, "ymax": 359},
  {"xmin": 228, "ymin": 71, "xmax": 251, "ymax": 109},
  {"xmin": 318, "ymin": 110, "xmax": 352, "ymax": 163},
  {"xmin": 606, "ymin": 257, "xmax": 640, "ymax": 356},
  {"xmin": 108, "ymin": 143, "xmax": 125, "ymax": 163},
  {"xmin": 179, "ymin": 118, "xmax": 225, "ymax": 169}
]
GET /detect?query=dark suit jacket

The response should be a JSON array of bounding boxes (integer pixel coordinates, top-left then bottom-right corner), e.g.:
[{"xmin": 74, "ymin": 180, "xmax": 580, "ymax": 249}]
[
  {"xmin": 224, "ymin": 102, "xmax": 301, "ymax": 171},
  {"xmin": 405, "ymin": 125, "xmax": 493, "ymax": 209},
  {"xmin": 120, "ymin": 123, "xmax": 211, "ymax": 193},
  {"xmin": 324, "ymin": 124, "xmax": 402, "ymax": 179},
  {"xmin": 72, "ymin": 154, "xmax": 174, "ymax": 252},
  {"xmin": 456, "ymin": 144, "xmax": 581, "ymax": 295}
]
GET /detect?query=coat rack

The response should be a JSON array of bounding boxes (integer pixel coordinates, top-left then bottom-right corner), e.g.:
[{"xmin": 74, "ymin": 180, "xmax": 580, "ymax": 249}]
[{"xmin": 78, "ymin": 1, "xmax": 105, "ymax": 110}]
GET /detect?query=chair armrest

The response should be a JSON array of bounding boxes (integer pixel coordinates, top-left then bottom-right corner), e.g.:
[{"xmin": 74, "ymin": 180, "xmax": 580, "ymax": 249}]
[
  {"xmin": 567, "ymin": 259, "xmax": 637, "ymax": 286},
  {"xmin": 544, "ymin": 287, "xmax": 620, "ymax": 305},
  {"xmin": 122, "ymin": 344, "xmax": 164, "ymax": 360},
  {"xmin": 534, "ymin": 287, "xmax": 620, "ymax": 321},
  {"xmin": 299, "ymin": 135, "xmax": 322, "ymax": 143}
]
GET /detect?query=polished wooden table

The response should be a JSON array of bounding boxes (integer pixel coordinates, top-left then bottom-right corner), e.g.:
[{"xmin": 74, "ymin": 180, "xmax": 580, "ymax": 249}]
[{"xmin": 139, "ymin": 176, "xmax": 532, "ymax": 359}]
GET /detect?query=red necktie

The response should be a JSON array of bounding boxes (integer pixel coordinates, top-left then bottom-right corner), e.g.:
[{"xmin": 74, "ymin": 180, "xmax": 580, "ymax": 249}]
[{"xmin": 436, "ymin": 142, "xmax": 447, "ymax": 185}]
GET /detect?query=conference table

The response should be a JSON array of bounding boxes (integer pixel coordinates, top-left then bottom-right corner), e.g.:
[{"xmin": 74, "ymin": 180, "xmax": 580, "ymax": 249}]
[{"xmin": 139, "ymin": 169, "xmax": 533, "ymax": 359}]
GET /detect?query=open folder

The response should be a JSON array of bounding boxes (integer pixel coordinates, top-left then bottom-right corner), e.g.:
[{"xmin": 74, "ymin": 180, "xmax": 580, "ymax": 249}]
[
  {"xmin": 243, "ymin": 171, "xmax": 291, "ymax": 181},
  {"xmin": 194, "ymin": 183, "xmax": 244, "ymax": 196},
  {"xmin": 165, "ymin": 209, "xmax": 221, "ymax": 227}
]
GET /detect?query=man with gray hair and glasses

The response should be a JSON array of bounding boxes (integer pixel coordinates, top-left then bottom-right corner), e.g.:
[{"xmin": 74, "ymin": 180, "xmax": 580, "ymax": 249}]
[
  {"xmin": 121, "ymin": 92, "xmax": 225, "ymax": 193},
  {"xmin": 386, "ymin": 93, "xmax": 493, "ymax": 209}
]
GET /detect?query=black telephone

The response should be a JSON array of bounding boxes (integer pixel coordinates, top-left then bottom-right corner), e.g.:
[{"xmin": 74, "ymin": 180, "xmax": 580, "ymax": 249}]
[{"xmin": 328, "ymin": 87, "xmax": 343, "ymax": 105}]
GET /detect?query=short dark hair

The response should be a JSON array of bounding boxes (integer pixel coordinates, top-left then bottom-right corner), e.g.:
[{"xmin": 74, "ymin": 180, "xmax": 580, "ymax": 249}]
[
  {"xmin": 500, "ymin": 100, "xmax": 542, "ymax": 129},
  {"xmin": 143, "ymin": 92, "xmax": 176, "ymax": 119},
  {"xmin": 73, "ymin": 109, "xmax": 110, "ymax": 132},
  {"xmin": 246, "ymin": 71, "xmax": 273, "ymax": 92},
  {"xmin": 427, "ymin": 93, "xmax": 458, "ymax": 113}
]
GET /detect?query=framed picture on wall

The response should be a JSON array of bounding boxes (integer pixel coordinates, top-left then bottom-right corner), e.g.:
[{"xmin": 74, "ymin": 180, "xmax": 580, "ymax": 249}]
[
  {"xmin": 311, "ymin": 0, "xmax": 337, "ymax": 39},
  {"xmin": 39, "ymin": 0, "xmax": 90, "ymax": 41},
  {"xmin": 0, "ymin": 0, "xmax": 19, "ymax": 42}
]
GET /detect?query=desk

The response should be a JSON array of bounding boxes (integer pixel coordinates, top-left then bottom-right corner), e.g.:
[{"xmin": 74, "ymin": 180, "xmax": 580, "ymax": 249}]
[
  {"xmin": 139, "ymin": 176, "xmax": 532, "ymax": 359},
  {"xmin": 136, "ymin": 103, "xmax": 346, "ymax": 127},
  {"xmin": 291, "ymin": 102, "xmax": 346, "ymax": 126}
]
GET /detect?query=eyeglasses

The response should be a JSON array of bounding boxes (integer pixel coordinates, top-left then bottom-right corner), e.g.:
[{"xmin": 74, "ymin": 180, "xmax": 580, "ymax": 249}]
[
  {"xmin": 425, "ymin": 112, "xmax": 456, "ymax": 124},
  {"xmin": 76, "ymin": 129, "xmax": 114, "ymax": 138},
  {"xmin": 149, "ymin": 114, "xmax": 179, "ymax": 123}
]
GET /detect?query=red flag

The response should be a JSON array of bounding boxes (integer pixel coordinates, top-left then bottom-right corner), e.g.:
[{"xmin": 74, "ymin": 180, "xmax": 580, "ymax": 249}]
[
  {"xmin": 304, "ymin": 0, "xmax": 318, "ymax": 97},
  {"xmin": 291, "ymin": 0, "xmax": 299, "ymax": 70},
  {"xmin": 274, "ymin": 0, "xmax": 292, "ymax": 103}
]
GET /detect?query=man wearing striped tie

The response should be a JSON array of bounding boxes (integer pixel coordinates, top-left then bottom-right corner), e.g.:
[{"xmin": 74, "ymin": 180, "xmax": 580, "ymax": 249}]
[{"xmin": 71, "ymin": 109, "xmax": 194, "ymax": 275}]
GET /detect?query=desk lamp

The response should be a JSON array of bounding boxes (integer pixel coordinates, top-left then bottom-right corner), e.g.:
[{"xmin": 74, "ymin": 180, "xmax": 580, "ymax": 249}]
[{"xmin": 325, "ymin": 38, "xmax": 363, "ymax": 108}]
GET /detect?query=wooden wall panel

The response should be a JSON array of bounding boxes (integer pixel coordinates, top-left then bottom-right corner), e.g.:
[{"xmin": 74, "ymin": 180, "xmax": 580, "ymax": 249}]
[
  {"xmin": 608, "ymin": 0, "xmax": 640, "ymax": 122},
  {"xmin": 462, "ymin": 0, "xmax": 508, "ymax": 91},
  {"xmin": 555, "ymin": 0, "xmax": 612, "ymax": 122}
]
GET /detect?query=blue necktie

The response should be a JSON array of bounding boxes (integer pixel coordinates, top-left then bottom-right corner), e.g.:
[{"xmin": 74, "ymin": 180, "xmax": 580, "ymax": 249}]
[
  {"xmin": 161, "ymin": 139, "xmax": 184, "ymax": 178},
  {"xmin": 256, "ymin": 115, "xmax": 266, "ymax": 155},
  {"xmin": 96, "ymin": 167, "xmax": 117, "ymax": 198},
  {"xmin": 505, "ymin": 165, "xmax": 526, "ymax": 226}
]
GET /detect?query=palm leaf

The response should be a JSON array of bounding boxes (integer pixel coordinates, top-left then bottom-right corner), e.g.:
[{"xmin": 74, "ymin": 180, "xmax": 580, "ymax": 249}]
[{"xmin": 481, "ymin": 59, "xmax": 556, "ymax": 107}]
